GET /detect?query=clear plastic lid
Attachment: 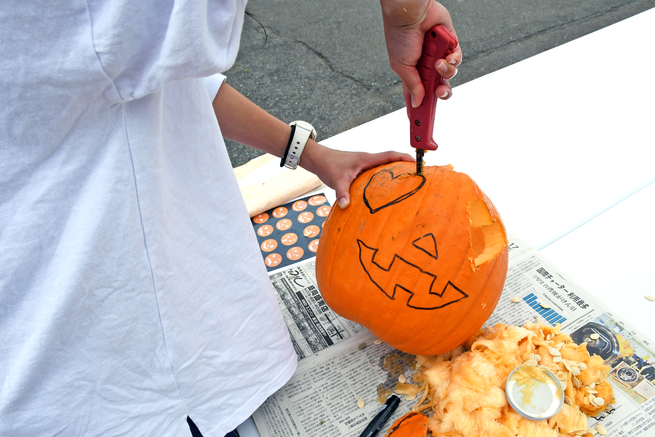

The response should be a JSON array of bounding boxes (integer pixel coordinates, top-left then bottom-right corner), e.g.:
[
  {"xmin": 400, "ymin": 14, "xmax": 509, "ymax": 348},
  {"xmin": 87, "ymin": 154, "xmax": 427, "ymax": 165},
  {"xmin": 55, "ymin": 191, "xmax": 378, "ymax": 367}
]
[{"xmin": 505, "ymin": 364, "xmax": 564, "ymax": 420}]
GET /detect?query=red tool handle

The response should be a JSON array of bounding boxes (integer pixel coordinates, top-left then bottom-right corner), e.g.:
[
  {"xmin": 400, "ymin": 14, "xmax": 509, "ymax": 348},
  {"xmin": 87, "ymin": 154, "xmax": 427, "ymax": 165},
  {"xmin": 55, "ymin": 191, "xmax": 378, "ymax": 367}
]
[{"xmin": 407, "ymin": 25, "xmax": 458, "ymax": 151}]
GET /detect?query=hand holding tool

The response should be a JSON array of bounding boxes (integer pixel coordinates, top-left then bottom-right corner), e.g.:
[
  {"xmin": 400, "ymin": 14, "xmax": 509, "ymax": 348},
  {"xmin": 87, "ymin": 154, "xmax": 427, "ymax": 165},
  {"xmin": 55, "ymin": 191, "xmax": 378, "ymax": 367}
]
[{"xmin": 407, "ymin": 25, "xmax": 458, "ymax": 175}]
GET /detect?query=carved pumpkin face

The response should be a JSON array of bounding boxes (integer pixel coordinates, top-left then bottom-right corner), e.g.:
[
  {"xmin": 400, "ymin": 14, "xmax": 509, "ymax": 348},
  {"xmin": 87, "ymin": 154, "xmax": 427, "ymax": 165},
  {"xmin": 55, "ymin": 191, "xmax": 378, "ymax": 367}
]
[{"xmin": 315, "ymin": 162, "xmax": 508, "ymax": 355}]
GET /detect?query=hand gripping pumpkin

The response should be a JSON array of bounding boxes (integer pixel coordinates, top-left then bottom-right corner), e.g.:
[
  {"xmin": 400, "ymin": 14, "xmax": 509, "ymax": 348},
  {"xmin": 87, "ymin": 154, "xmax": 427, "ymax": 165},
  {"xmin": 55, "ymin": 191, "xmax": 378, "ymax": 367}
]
[{"xmin": 315, "ymin": 161, "xmax": 508, "ymax": 355}]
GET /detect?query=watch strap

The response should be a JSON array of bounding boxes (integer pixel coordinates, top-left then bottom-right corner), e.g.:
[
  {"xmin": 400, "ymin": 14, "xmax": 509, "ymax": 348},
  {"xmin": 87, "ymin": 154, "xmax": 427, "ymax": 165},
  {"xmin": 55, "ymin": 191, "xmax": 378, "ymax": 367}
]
[{"xmin": 280, "ymin": 121, "xmax": 316, "ymax": 169}]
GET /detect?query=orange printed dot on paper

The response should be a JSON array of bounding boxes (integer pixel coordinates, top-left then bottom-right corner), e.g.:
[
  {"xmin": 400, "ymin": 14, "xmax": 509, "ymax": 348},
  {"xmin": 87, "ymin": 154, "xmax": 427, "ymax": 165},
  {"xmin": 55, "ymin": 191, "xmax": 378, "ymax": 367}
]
[
  {"xmin": 257, "ymin": 224, "xmax": 274, "ymax": 237},
  {"xmin": 261, "ymin": 239, "xmax": 277, "ymax": 252},
  {"xmin": 272, "ymin": 207, "xmax": 288, "ymax": 218},
  {"xmin": 281, "ymin": 233, "xmax": 298, "ymax": 246},
  {"xmin": 287, "ymin": 247, "xmax": 304, "ymax": 261},
  {"xmin": 292, "ymin": 200, "xmax": 308, "ymax": 211},
  {"xmin": 253, "ymin": 213, "xmax": 269, "ymax": 223},
  {"xmin": 308, "ymin": 239, "xmax": 319, "ymax": 253},
  {"xmin": 265, "ymin": 253, "xmax": 282, "ymax": 267},
  {"xmin": 276, "ymin": 219, "xmax": 292, "ymax": 231},
  {"xmin": 308, "ymin": 195, "xmax": 327, "ymax": 206},
  {"xmin": 298, "ymin": 211, "xmax": 314, "ymax": 224},
  {"xmin": 303, "ymin": 225, "xmax": 320, "ymax": 238},
  {"xmin": 316, "ymin": 205, "xmax": 331, "ymax": 217}
]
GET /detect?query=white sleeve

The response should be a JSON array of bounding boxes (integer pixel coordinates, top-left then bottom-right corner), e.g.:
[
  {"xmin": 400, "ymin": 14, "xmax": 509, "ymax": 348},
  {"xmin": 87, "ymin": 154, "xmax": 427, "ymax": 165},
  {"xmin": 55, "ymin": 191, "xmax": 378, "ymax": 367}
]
[
  {"xmin": 203, "ymin": 73, "xmax": 226, "ymax": 102},
  {"xmin": 87, "ymin": 0, "xmax": 245, "ymax": 101}
]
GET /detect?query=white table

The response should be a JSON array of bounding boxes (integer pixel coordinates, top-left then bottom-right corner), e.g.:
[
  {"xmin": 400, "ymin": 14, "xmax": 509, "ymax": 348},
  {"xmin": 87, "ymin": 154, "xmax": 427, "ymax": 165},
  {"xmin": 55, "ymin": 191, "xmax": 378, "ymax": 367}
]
[{"xmin": 239, "ymin": 7, "xmax": 655, "ymax": 436}]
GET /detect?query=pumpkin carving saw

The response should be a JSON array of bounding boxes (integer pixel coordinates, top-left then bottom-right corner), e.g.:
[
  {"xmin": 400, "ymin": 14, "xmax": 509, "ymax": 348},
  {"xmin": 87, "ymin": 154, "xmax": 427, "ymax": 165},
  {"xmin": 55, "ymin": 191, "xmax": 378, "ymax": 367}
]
[{"xmin": 316, "ymin": 162, "xmax": 509, "ymax": 355}]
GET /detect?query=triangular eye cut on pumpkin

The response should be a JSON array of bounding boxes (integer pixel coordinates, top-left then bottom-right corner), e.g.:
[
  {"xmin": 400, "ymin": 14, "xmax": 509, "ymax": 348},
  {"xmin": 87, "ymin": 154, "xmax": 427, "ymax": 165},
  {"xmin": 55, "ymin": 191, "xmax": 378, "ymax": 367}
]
[
  {"xmin": 469, "ymin": 198, "xmax": 507, "ymax": 267},
  {"xmin": 412, "ymin": 233, "xmax": 438, "ymax": 259}
]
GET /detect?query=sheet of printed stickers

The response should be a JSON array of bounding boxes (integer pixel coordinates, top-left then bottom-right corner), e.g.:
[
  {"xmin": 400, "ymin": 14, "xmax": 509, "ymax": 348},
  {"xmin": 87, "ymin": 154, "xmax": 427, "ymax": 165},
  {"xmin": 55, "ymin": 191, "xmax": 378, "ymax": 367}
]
[{"xmin": 251, "ymin": 194, "xmax": 331, "ymax": 272}]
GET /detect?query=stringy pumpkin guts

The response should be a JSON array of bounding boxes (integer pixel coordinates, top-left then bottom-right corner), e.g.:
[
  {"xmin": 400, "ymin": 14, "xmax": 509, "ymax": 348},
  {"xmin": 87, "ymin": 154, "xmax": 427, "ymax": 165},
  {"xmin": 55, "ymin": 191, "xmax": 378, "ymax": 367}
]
[{"xmin": 394, "ymin": 323, "xmax": 614, "ymax": 437}]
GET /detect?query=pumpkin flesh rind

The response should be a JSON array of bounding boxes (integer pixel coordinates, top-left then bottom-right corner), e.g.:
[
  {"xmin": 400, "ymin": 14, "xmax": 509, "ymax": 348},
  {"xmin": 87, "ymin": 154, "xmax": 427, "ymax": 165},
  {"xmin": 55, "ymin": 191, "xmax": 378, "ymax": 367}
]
[
  {"xmin": 384, "ymin": 412, "xmax": 428, "ymax": 437},
  {"xmin": 316, "ymin": 162, "xmax": 508, "ymax": 355}
]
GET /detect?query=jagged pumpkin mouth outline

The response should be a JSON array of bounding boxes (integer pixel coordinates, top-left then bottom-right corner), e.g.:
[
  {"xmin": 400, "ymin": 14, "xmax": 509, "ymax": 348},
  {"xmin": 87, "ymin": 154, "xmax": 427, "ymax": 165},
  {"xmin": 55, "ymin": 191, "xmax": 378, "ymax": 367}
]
[{"xmin": 357, "ymin": 239, "xmax": 468, "ymax": 310}]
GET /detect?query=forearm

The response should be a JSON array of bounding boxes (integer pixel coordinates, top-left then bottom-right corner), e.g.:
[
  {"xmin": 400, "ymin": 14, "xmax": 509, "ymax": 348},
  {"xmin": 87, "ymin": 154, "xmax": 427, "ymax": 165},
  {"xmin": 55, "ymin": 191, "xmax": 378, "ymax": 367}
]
[
  {"xmin": 212, "ymin": 81, "xmax": 331, "ymax": 176},
  {"xmin": 212, "ymin": 82, "xmax": 293, "ymax": 158}
]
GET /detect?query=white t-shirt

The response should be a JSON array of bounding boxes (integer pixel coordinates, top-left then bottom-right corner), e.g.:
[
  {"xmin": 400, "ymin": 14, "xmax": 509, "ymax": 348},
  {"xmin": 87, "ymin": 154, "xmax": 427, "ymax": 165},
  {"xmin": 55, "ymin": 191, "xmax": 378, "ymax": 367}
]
[{"xmin": 0, "ymin": 1, "xmax": 297, "ymax": 436}]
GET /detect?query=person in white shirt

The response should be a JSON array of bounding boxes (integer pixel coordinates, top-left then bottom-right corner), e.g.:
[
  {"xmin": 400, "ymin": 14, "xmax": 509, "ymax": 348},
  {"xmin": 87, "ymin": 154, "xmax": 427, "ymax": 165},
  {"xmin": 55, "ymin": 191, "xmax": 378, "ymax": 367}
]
[{"xmin": 0, "ymin": 1, "xmax": 460, "ymax": 435}]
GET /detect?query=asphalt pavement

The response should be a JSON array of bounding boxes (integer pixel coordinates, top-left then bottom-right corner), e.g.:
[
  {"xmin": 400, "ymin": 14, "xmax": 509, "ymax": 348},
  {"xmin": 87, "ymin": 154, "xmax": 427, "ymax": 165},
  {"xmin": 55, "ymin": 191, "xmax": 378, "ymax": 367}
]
[{"xmin": 223, "ymin": 0, "xmax": 655, "ymax": 167}]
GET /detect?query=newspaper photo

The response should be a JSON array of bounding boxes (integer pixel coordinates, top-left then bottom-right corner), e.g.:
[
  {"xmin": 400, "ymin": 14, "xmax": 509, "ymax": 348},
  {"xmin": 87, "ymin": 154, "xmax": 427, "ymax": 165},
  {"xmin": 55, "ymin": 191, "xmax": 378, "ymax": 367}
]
[{"xmin": 253, "ymin": 233, "xmax": 655, "ymax": 436}]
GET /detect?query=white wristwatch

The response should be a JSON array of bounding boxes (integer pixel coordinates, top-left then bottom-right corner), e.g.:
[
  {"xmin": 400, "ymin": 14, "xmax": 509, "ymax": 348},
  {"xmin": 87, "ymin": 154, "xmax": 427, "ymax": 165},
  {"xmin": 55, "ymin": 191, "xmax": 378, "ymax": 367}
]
[{"xmin": 281, "ymin": 121, "xmax": 317, "ymax": 169}]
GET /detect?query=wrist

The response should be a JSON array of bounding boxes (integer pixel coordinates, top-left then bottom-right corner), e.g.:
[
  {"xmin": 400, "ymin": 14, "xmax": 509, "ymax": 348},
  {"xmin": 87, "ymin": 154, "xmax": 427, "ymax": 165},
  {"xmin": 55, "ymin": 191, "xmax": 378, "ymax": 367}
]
[
  {"xmin": 298, "ymin": 139, "xmax": 326, "ymax": 176},
  {"xmin": 380, "ymin": 0, "xmax": 429, "ymax": 27}
]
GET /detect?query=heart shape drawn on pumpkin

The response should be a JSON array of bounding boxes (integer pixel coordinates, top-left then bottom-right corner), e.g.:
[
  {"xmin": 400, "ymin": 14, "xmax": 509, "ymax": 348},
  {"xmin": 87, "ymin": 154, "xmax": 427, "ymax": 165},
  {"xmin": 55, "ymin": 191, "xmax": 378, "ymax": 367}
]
[{"xmin": 363, "ymin": 168, "xmax": 426, "ymax": 214}]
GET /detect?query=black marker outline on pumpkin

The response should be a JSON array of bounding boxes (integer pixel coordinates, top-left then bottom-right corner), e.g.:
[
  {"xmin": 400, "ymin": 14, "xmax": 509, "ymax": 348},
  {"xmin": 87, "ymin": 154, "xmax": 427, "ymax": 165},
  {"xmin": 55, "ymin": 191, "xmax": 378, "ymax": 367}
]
[
  {"xmin": 357, "ymin": 239, "xmax": 468, "ymax": 310},
  {"xmin": 363, "ymin": 168, "xmax": 426, "ymax": 214},
  {"xmin": 412, "ymin": 233, "xmax": 438, "ymax": 260}
]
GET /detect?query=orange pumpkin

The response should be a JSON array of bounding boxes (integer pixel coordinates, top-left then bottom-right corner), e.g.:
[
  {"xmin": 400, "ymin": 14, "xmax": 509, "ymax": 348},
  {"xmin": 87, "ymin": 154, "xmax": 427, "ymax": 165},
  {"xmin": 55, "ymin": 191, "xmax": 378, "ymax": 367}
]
[
  {"xmin": 315, "ymin": 161, "xmax": 508, "ymax": 355},
  {"xmin": 384, "ymin": 412, "xmax": 428, "ymax": 437}
]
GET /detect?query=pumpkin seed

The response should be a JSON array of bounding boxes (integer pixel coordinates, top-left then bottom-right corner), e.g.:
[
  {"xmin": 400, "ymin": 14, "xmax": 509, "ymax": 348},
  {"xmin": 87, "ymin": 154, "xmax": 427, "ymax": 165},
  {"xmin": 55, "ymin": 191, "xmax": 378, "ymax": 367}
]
[
  {"xmin": 357, "ymin": 397, "xmax": 365, "ymax": 408},
  {"xmin": 573, "ymin": 376, "xmax": 582, "ymax": 388},
  {"xmin": 540, "ymin": 302, "xmax": 550, "ymax": 309},
  {"xmin": 645, "ymin": 295, "xmax": 655, "ymax": 301},
  {"xmin": 405, "ymin": 394, "xmax": 416, "ymax": 401},
  {"xmin": 374, "ymin": 339, "xmax": 383, "ymax": 345},
  {"xmin": 398, "ymin": 374, "xmax": 407, "ymax": 383},
  {"xmin": 571, "ymin": 366, "xmax": 581, "ymax": 376},
  {"xmin": 564, "ymin": 396, "xmax": 572, "ymax": 406},
  {"xmin": 549, "ymin": 347, "xmax": 562, "ymax": 356},
  {"xmin": 578, "ymin": 362, "xmax": 588, "ymax": 371},
  {"xmin": 563, "ymin": 360, "xmax": 573, "ymax": 372},
  {"xmin": 524, "ymin": 359, "xmax": 538, "ymax": 366},
  {"xmin": 593, "ymin": 397, "xmax": 605, "ymax": 406},
  {"xmin": 553, "ymin": 356, "xmax": 562, "ymax": 363},
  {"xmin": 595, "ymin": 424, "xmax": 608, "ymax": 435},
  {"xmin": 510, "ymin": 296, "xmax": 521, "ymax": 303},
  {"xmin": 532, "ymin": 353, "xmax": 542, "ymax": 362},
  {"xmin": 590, "ymin": 333, "xmax": 600, "ymax": 340}
]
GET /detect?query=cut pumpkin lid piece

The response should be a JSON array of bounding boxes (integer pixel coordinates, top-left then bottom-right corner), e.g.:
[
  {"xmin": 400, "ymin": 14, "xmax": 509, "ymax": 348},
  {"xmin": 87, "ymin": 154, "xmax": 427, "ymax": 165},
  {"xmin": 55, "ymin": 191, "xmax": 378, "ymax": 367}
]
[
  {"xmin": 505, "ymin": 364, "xmax": 564, "ymax": 421},
  {"xmin": 384, "ymin": 412, "xmax": 428, "ymax": 437}
]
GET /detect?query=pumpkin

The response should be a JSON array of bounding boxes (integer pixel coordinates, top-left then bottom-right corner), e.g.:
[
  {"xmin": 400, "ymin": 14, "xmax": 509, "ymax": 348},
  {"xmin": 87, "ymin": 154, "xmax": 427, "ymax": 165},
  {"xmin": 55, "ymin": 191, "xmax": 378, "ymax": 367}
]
[
  {"xmin": 315, "ymin": 161, "xmax": 508, "ymax": 355},
  {"xmin": 384, "ymin": 412, "xmax": 428, "ymax": 437}
]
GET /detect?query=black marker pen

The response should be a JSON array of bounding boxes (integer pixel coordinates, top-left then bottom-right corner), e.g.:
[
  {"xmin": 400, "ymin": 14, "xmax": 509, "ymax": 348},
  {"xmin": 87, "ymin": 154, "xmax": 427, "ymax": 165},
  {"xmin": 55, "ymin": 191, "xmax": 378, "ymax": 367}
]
[{"xmin": 358, "ymin": 395, "xmax": 401, "ymax": 437}]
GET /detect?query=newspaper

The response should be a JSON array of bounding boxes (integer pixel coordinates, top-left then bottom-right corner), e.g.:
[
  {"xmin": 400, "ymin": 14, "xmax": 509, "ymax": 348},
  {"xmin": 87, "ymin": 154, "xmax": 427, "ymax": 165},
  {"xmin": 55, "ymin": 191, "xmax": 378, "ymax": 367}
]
[{"xmin": 253, "ymin": 234, "xmax": 655, "ymax": 436}]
